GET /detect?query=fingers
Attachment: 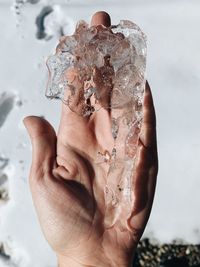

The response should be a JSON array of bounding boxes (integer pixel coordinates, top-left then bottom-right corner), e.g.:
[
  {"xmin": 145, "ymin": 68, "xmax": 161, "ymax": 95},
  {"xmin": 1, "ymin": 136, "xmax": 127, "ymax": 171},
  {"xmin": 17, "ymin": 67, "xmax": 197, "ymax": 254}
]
[
  {"xmin": 128, "ymin": 82, "xmax": 158, "ymax": 239},
  {"xmin": 90, "ymin": 11, "xmax": 111, "ymax": 27},
  {"xmin": 23, "ymin": 116, "xmax": 57, "ymax": 174},
  {"xmin": 59, "ymin": 12, "xmax": 112, "ymax": 127},
  {"xmin": 90, "ymin": 12, "xmax": 112, "ymax": 113},
  {"xmin": 139, "ymin": 81, "xmax": 157, "ymax": 148},
  {"xmin": 128, "ymin": 141, "xmax": 157, "ymax": 228}
]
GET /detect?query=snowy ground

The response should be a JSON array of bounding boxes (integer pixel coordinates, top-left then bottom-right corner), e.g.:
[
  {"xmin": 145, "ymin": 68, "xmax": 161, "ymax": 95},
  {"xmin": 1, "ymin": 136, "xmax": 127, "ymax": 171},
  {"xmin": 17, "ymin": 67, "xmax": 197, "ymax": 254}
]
[{"xmin": 0, "ymin": 0, "xmax": 200, "ymax": 266}]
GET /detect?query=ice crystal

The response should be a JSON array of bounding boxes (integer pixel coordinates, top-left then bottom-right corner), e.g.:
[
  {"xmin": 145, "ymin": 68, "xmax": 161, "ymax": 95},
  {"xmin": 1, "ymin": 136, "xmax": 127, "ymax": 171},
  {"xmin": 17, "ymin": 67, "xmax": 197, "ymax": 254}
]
[{"xmin": 46, "ymin": 20, "xmax": 147, "ymax": 229}]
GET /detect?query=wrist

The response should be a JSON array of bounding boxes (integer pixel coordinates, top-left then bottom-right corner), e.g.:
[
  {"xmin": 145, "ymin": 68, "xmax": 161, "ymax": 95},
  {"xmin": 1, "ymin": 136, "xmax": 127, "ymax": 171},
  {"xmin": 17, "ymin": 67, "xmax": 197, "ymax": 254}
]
[{"xmin": 57, "ymin": 253, "xmax": 134, "ymax": 267}]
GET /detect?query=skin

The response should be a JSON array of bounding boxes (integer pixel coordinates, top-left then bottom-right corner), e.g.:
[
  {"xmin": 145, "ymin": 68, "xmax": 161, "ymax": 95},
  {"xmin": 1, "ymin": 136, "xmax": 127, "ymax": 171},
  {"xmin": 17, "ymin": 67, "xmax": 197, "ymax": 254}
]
[{"xmin": 24, "ymin": 11, "xmax": 158, "ymax": 267}]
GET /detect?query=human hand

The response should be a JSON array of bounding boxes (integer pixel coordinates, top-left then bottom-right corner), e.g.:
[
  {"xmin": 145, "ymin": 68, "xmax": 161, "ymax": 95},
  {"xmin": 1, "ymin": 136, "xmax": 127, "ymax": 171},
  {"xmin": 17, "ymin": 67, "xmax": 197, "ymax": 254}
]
[{"xmin": 24, "ymin": 11, "xmax": 158, "ymax": 267}]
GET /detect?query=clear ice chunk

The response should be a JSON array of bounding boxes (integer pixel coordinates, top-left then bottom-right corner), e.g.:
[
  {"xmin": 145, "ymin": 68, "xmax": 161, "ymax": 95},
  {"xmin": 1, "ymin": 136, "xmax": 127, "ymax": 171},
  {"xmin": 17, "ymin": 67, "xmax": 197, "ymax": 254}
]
[{"xmin": 46, "ymin": 20, "xmax": 147, "ymax": 229}]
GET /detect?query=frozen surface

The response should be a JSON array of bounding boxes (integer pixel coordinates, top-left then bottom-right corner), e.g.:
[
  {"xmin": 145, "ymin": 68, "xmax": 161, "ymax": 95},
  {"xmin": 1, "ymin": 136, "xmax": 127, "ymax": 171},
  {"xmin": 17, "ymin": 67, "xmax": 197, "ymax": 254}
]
[{"xmin": 0, "ymin": 0, "xmax": 200, "ymax": 266}]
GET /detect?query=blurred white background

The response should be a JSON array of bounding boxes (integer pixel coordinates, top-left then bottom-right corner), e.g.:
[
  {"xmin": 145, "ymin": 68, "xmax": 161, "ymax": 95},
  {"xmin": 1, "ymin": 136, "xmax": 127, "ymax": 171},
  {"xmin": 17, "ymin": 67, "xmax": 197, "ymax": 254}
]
[{"xmin": 0, "ymin": 0, "xmax": 200, "ymax": 266}]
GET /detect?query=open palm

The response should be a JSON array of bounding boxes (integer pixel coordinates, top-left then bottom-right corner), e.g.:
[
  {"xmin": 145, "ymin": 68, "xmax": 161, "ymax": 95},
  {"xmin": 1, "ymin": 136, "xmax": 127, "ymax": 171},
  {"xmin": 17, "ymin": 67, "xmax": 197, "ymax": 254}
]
[{"xmin": 24, "ymin": 12, "xmax": 158, "ymax": 267}]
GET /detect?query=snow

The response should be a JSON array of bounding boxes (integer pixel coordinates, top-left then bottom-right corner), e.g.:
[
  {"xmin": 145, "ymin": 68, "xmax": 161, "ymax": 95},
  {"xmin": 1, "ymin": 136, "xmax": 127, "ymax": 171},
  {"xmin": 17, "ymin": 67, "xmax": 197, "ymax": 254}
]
[{"xmin": 0, "ymin": 0, "xmax": 200, "ymax": 266}]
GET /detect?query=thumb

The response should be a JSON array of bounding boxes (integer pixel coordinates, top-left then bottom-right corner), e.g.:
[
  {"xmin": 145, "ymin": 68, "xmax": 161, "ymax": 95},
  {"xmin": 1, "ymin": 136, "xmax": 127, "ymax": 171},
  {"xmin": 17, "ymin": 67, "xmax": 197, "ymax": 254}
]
[{"xmin": 23, "ymin": 116, "xmax": 57, "ymax": 175}]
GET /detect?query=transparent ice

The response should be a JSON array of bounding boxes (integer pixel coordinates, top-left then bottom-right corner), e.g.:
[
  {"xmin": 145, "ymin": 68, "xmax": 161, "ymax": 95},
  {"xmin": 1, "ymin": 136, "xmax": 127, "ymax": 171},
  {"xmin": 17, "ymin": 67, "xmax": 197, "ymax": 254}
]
[{"xmin": 46, "ymin": 20, "xmax": 147, "ymax": 229}]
